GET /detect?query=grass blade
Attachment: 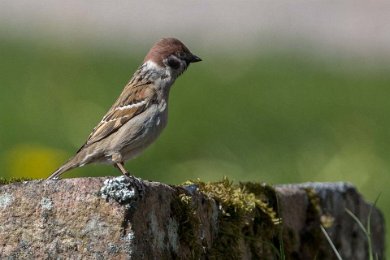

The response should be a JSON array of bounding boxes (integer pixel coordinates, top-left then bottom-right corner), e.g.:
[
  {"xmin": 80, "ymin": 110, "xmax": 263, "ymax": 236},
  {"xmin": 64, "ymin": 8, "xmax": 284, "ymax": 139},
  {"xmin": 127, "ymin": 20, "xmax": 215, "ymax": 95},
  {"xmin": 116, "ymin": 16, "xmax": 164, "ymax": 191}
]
[
  {"xmin": 345, "ymin": 209, "xmax": 368, "ymax": 236},
  {"xmin": 320, "ymin": 225, "xmax": 343, "ymax": 260},
  {"xmin": 345, "ymin": 193, "xmax": 381, "ymax": 260}
]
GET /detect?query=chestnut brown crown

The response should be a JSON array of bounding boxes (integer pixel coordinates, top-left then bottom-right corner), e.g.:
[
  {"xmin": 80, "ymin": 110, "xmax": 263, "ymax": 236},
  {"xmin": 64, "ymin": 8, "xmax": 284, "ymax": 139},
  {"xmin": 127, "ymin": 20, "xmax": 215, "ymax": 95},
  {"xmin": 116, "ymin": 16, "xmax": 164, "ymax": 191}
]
[{"xmin": 143, "ymin": 38, "xmax": 201, "ymax": 67}]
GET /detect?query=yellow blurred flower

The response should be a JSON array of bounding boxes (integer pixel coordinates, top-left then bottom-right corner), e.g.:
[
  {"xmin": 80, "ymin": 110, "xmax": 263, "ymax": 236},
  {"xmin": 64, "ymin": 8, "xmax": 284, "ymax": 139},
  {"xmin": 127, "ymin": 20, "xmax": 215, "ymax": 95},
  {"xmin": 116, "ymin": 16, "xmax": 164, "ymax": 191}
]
[{"xmin": 4, "ymin": 144, "xmax": 67, "ymax": 179}]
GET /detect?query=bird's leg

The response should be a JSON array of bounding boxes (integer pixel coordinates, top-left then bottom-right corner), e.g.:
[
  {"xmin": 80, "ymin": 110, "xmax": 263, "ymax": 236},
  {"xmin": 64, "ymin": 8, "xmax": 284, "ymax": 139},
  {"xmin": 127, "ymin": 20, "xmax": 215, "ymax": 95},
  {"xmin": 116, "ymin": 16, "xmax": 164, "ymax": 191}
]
[{"xmin": 115, "ymin": 162, "xmax": 130, "ymax": 177}]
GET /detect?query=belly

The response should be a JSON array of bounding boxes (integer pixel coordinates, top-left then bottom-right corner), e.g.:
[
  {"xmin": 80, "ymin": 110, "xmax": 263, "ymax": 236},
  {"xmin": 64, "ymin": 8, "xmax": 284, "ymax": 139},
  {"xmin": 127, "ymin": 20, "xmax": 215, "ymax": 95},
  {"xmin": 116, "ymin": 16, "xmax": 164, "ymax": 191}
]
[{"xmin": 107, "ymin": 105, "xmax": 168, "ymax": 162}]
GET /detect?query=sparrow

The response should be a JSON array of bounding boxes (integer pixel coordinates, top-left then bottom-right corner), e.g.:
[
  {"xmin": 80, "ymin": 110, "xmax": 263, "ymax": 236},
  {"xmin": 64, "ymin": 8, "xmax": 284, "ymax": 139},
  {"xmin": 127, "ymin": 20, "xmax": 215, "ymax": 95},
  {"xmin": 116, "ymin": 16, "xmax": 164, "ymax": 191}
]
[{"xmin": 47, "ymin": 38, "xmax": 201, "ymax": 180}]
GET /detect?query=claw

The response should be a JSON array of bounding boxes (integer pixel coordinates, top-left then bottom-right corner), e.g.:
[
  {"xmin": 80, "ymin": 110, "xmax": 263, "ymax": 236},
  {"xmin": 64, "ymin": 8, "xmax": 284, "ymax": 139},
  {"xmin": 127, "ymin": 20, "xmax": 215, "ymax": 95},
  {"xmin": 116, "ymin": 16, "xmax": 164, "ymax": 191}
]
[{"xmin": 129, "ymin": 175, "xmax": 145, "ymax": 198}]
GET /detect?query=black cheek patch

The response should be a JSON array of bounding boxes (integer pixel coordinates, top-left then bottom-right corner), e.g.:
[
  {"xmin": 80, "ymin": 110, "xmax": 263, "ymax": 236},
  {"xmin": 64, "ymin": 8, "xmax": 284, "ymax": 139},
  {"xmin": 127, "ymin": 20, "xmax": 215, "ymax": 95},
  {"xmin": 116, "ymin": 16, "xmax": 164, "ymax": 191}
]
[{"xmin": 167, "ymin": 57, "xmax": 181, "ymax": 70}]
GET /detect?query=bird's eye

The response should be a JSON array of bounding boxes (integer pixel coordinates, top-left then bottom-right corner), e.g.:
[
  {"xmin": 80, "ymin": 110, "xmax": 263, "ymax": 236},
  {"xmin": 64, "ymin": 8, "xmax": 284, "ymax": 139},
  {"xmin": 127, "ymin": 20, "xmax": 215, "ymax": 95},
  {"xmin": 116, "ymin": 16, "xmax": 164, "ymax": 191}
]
[
  {"xmin": 167, "ymin": 56, "xmax": 181, "ymax": 69},
  {"xmin": 177, "ymin": 52, "xmax": 186, "ymax": 59}
]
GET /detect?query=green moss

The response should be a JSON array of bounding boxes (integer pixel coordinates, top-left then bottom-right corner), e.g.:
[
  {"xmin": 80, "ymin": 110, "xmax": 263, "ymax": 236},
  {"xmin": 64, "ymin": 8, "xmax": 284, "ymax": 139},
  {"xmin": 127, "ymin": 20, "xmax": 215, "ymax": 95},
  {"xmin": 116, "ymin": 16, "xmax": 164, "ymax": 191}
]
[
  {"xmin": 0, "ymin": 177, "xmax": 33, "ymax": 185},
  {"xmin": 170, "ymin": 190, "xmax": 202, "ymax": 259},
  {"xmin": 301, "ymin": 188, "xmax": 334, "ymax": 259},
  {"xmin": 184, "ymin": 177, "xmax": 281, "ymax": 259},
  {"xmin": 304, "ymin": 188, "xmax": 322, "ymax": 216},
  {"xmin": 240, "ymin": 181, "xmax": 281, "ymax": 225},
  {"xmin": 304, "ymin": 188, "xmax": 334, "ymax": 227}
]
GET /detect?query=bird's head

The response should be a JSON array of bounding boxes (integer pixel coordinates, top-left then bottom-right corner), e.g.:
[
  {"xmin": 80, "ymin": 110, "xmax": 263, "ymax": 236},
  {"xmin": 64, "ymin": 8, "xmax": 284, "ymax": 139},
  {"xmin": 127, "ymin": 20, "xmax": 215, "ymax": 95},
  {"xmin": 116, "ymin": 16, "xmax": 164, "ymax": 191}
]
[{"xmin": 143, "ymin": 38, "xmax": 201, "ymax": 78}]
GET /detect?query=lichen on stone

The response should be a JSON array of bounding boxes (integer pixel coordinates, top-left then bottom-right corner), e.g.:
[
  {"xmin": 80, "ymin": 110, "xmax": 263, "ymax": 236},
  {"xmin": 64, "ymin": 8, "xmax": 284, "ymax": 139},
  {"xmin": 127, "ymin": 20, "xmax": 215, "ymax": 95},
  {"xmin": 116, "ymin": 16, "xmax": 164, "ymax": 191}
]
[
  {"xmin": 100, "ymin": 176, "xmax": 136, "ymax": 204},
  {"xmin": 40, "ymin": 197, "xmax": 53, "ymax": 210},
  {"xmin": 149, "ymin": 210, "xmax": 166, "ymax": 250},
  {"xmin": 167, "ymin": 218, "xmax": 179, "ymax": 253},
  {"xmin": 121, "ymin": 229, "xmax": 135, "ymax": 256},
  {"xmin": 0, "ymin": 193, "xmax": 14, "ymax": 209},
  {"xmin": 107, "ymin": 243, "xmax": 120, "ymax": 255}
]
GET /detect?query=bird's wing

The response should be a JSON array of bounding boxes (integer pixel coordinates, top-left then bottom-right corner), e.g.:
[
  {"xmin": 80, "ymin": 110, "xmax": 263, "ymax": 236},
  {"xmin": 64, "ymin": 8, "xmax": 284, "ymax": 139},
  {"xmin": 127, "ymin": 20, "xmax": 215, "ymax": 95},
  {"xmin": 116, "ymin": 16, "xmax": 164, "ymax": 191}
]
[{"xmin": 77, "ymin": 81, "xmax": 157, "ymax": 152}]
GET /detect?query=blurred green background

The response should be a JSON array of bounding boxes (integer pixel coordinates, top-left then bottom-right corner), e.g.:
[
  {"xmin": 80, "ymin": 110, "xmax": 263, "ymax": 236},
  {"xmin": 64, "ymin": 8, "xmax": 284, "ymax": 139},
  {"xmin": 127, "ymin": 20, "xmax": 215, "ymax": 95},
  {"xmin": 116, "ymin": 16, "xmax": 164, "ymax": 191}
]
[{"xmin": 1, "ymin": 0, "xmax": 389, "ymax": 256}]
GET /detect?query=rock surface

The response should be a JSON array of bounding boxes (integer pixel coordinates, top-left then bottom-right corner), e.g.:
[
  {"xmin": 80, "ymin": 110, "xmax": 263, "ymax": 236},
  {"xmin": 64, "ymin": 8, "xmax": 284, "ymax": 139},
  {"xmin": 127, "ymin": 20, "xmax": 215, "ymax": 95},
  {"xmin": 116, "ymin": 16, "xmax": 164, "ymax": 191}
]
[{"xmin": 0, "ymin": 177, "xmax": 385, "ymax": 259}]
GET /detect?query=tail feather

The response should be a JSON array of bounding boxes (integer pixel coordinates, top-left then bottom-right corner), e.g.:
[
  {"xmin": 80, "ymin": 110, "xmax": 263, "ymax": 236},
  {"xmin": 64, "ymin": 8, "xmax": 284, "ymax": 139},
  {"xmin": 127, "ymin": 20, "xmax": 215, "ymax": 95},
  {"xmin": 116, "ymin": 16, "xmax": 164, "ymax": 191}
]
[{"xmin": 47, "ymin": 157, "xmax": 79, "ymax": 180}]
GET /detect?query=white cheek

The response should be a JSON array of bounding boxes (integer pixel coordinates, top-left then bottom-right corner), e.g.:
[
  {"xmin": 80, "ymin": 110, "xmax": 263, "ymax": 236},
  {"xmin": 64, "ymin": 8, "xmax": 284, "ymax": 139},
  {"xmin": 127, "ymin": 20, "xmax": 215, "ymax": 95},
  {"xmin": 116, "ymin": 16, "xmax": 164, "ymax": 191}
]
[{"xmin": 145, "ymin": 60, "xmax": 161, "ymax": 70}]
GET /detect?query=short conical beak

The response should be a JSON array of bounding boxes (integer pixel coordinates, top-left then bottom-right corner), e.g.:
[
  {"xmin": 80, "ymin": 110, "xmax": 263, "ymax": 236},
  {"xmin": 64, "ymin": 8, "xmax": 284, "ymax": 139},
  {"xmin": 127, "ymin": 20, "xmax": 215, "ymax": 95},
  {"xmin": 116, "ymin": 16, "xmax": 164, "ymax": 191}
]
[{"xmin": 190, "ymin": 54, "xmax": 202, "ymax": 63}]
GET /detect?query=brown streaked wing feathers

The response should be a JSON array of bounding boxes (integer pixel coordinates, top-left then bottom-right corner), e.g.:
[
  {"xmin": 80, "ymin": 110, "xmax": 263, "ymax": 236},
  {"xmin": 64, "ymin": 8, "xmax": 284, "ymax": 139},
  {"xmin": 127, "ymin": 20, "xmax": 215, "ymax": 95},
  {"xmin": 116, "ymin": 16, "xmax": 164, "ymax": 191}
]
[{"xmin": 77, "ymin": 81, "xmax": 156, "ymax": 152}]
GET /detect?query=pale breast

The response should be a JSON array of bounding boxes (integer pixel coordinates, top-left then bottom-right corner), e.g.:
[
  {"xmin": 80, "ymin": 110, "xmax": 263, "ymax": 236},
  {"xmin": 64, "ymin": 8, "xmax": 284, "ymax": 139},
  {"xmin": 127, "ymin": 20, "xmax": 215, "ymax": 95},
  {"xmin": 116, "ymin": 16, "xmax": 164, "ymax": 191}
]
[{"xmin": 105, "ymin": 100, "xmax": 168, "ymax": 161}]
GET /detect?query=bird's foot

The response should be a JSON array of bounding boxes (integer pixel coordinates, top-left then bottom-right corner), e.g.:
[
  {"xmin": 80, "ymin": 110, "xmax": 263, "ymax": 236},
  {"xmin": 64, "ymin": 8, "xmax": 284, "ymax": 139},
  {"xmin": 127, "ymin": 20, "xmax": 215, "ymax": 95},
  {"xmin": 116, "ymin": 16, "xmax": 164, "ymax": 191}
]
[
  {"xmin": 114, "ymin": 162, "xmax": 145, "ymax": 198},
  {"xmin": 124, "ymin": 174, "xmax": 145, "ymax": 198}
]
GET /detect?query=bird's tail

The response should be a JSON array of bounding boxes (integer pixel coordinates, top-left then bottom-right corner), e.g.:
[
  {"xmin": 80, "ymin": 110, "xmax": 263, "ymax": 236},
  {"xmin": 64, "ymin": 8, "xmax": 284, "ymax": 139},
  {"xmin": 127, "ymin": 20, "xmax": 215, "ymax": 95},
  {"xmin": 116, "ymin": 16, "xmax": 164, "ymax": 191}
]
[{"xmin": 47, "ymin": 156, "xmax": 79, "ymax": 180}]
